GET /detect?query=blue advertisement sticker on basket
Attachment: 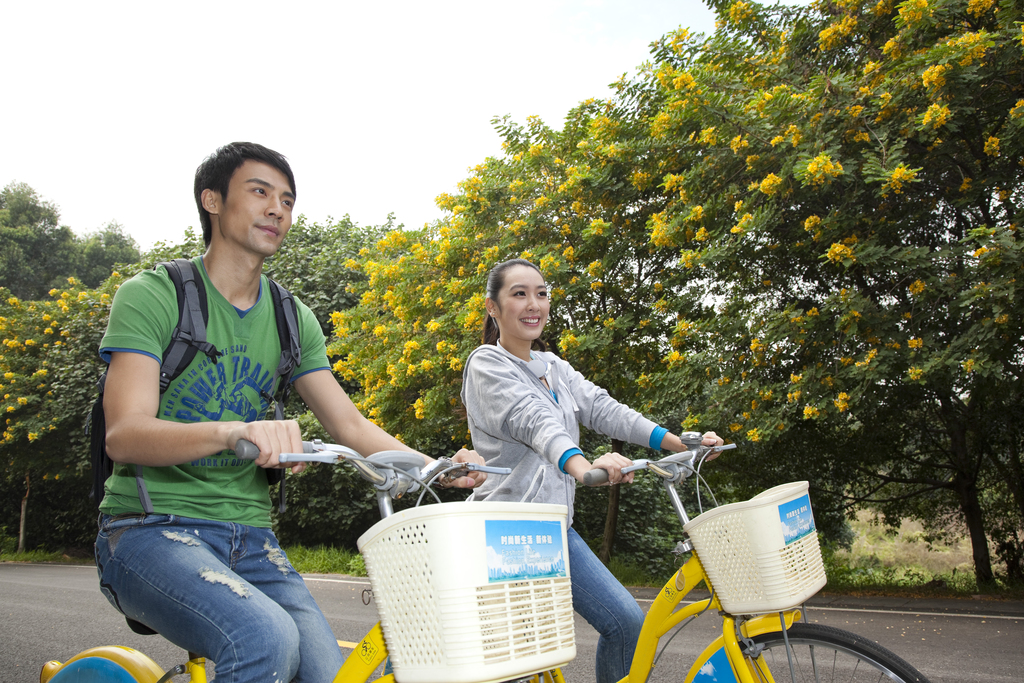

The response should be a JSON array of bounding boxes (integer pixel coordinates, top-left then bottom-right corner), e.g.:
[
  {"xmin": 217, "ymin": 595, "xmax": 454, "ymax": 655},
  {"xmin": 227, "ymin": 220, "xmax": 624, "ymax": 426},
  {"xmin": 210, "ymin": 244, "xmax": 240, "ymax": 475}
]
[
  {"xmin": 484, "ymin": 520, "xmax": 566, "ymax": 582},
  {"xmin": 778, "ymin": 494, "xmax": 816, "ymax": 545}
]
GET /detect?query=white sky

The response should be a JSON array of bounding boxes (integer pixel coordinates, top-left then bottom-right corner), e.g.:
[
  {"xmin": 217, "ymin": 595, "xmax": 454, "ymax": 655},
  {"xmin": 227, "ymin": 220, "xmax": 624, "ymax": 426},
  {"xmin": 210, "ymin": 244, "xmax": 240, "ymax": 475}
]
[{"xmin": 3, "ymin": 0, "xmax": 721, "ymax": 250}]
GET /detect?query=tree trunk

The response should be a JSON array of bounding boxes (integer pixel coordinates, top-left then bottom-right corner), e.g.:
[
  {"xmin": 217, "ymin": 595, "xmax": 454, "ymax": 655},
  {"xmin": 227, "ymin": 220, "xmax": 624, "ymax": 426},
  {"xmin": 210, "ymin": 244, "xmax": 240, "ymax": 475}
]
[
  {"xmin": 953, "ymin": 472, "xmax": 994, "ymax": 585},
  {"xmin": 598, "ymin": 439, "xmax": 625, "ymax": 565},
  {"xmin": 598, "ymin": 484, "xmax": 620, "ymax": 565},
  {"xmin": 941, "ymin": 397, "xmax": 995, "ymax": 585},
  {"xmin": 17, "ymin": 473, "xmax": 30, "ymax": 554}
]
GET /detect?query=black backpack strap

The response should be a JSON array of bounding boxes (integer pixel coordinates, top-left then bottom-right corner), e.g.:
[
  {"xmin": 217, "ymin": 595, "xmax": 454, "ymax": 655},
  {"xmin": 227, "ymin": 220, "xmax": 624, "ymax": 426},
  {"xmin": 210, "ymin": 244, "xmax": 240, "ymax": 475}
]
[
  {"xmin": 89, "ymin": 373, "xmax": 112, "ymax": 506},
  {"xmin": 264, "ymin": 277, "xmax": 302, "ymax": 513},
  {"xmin": 159, "ymin": 259, "xmax": 221, "ymax": 393},
  {"xmin": 266, "ymin": 277, "xmax": 302, "ymax": 419}
]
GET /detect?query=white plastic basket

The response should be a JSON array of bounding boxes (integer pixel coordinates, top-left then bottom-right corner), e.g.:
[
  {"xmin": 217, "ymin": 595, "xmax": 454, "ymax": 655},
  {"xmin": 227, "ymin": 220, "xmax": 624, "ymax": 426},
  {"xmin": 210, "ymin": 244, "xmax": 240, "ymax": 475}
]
[
  {"xmin": 682, "ymin": 481, "xmax": 827, "ymax": 615},
  {"xmin": 357, "ymin": 502, "xmax": 576, "ymax": 683}
]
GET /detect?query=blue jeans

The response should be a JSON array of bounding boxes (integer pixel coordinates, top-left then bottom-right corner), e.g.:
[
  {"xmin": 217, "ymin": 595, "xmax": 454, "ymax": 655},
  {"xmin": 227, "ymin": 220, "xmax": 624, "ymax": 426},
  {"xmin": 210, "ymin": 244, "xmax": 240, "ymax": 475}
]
[
  {"xmin": 95, "ymin": 513, "xmax": 345, "ymax": 683},
  {"xmin": 567, "ymin": 527, "xmax": 645, "ymax": 683}
]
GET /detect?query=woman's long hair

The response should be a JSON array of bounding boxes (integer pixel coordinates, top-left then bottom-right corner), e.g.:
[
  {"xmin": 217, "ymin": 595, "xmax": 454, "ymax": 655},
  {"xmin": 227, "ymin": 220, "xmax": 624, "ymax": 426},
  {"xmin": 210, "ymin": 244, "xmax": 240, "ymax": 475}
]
[{"xmin": 482, "ymin": 258, "xmax": 548, "ymax": 352}]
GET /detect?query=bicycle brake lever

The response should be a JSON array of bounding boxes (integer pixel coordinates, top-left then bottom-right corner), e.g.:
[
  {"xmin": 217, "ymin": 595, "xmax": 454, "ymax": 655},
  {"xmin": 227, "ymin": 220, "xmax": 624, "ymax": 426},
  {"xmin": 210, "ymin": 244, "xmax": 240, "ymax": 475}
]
[{"xmin": 431, "ymin": 462, "xmax": 512, "ymax": 487}]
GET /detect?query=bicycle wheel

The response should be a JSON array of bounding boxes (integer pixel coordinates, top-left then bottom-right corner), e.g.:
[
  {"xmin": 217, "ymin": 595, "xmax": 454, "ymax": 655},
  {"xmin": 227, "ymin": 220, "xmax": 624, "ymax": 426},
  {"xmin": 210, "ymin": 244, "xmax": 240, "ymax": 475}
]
[{"xmin": 747, "ymin": 623, "xmax": 931, "ymax": 683}]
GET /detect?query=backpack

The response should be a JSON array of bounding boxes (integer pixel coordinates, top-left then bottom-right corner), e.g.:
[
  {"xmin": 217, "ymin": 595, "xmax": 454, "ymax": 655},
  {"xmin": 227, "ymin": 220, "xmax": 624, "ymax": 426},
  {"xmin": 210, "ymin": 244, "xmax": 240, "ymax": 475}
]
[{"xmin": 89, "ymin": 258, "xmax": 302, "ymax": 514}]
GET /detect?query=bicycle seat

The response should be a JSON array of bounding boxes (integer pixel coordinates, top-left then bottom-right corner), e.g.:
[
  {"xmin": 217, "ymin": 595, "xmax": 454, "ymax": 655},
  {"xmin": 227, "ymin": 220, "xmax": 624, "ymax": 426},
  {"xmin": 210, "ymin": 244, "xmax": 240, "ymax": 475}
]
[{"xmin": 125, "ymin": 617, "xmax": 158, "ymax": 636}]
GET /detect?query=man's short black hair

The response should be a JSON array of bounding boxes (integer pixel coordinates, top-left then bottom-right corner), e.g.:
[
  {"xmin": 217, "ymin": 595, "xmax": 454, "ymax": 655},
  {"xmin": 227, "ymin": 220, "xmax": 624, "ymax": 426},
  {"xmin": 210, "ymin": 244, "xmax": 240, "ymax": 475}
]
[{"xmin": 194, "ymin": 142, "xmax": 297, "ymax": 247}]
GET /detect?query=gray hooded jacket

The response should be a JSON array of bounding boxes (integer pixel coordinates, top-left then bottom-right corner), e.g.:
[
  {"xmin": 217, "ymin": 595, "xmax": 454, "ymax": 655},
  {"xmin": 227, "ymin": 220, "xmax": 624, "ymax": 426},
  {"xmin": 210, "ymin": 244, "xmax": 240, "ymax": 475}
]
[{"xmin": 461, "ymin": 343, "xmax": 659, "ymax": 526}]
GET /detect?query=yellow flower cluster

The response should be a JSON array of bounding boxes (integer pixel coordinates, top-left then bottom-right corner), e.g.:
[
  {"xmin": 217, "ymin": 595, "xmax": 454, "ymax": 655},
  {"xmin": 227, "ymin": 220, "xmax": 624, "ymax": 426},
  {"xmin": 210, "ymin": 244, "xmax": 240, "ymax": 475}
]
[
  {"xmin": 921, "ymin": 64, "xmax": 950, "ymax": 90},
  {"xmin": 908, "ymin": 337, "xmax": 924, "ymax": 349},
  {"xmin": 826, "ymin": 243, "xmax": 855, "ymax": 263},
  {"xmin": 984, "ymin": 136, "xmax": 1000, "ymax": 156},
  {"xmin": 883, "ymin": 164, "xmax": 918, "ymax": 194},
  {"xmin": 834, "ymin": 392, "xmax": 850, "ymax": 412},
  {"xmin": 804, "ymin": 154, "xmax": 844, "ymax": 185},
  {"xmin": 908, "ymin": 279, "xmax": 926, "ymax": 295},
  {"xmin": 730, "ymin": 135, "xmax": 749, "ymax": 154},
  {"xmin": 649, "ymin": 211, "xmax": 674, "ymax": 248},
  {"xmin": 758, "ymin": 173, "xmax": 783, "ymax": 195},
  {"xmin": 818, "ymin": 15, "xmax": 857, "ymax": 50},
  {"xmin": 727, "ymin": 1, "xmax": 755, "ymax": 24},
  {"xmin": 967, "ymin": 0, "xmax": 994, "ymax": 17},
  {"xmin": 803, "ymin": 406, "xmax": 820, "ymax": 419},
  {"xmin": 898, "ymin": 0, "xmax": 932, "ymax": 23},
  {"xmin": 731, "ymin": 213, "xmax": 754, "ymax": 234},
  {"xmin": 558, "ymin": 332, "xmax": 580, "ymax": 353},
  {"xmin": 922, "ymin": 102, "xmax": 951, "ymax": 128}
]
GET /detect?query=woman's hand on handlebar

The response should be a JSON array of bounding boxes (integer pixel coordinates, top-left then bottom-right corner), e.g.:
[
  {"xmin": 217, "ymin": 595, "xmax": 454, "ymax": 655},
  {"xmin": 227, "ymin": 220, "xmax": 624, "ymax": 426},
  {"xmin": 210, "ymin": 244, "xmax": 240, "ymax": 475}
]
[
  {"xmin": 592, "ymin": 452, "xmax": 635, "ymax": 485},
  {"xmin": 662, "ymin": 430, "xmax": 726, "ymax": 461},
  {"xmin": 566, "ymin": 451, "xmax": 633, "ymax": 486},
  {"xmin": 431, "ymin": 449, "xmax": 488, "ymax": 489}
]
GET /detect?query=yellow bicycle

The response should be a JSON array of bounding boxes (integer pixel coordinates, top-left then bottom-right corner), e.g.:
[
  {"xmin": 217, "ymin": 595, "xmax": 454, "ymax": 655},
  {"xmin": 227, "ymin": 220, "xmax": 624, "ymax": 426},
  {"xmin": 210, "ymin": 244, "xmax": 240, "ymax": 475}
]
[{"xmin": 42, "ymin": 437, "xmax": 930, "ymax": 683}]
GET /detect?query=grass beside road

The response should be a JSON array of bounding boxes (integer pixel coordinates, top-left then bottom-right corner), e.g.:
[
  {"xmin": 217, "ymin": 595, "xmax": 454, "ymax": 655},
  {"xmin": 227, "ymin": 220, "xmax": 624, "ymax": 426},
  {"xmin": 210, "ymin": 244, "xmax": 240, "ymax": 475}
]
[{"xmin": 4, "ymin": 512, "xmax": 1023, "ymax": 600}]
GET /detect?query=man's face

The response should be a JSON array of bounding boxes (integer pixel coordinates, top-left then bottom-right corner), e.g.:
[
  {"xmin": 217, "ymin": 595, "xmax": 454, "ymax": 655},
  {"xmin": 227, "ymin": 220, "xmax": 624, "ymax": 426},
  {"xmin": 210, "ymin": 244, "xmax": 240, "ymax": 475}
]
[{"xmin": 203, "ymin": 159, "xmax": 295, "ymax": 258}]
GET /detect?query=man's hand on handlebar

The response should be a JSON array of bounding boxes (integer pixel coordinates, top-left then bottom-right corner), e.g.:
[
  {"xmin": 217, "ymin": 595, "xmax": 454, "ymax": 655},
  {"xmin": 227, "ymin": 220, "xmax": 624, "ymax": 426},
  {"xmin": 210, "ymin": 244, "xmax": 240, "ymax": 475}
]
[{"xmin": 227, "ymin": 420, "xmax": 308, "ymax": 474}]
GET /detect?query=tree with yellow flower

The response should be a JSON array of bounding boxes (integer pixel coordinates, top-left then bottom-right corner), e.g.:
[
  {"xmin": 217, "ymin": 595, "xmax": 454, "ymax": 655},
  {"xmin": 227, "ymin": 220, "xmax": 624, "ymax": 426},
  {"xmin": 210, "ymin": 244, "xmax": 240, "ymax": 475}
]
[{"xmin": 639, "ymin": 0, "xmax": 1024, "ymax": 585}]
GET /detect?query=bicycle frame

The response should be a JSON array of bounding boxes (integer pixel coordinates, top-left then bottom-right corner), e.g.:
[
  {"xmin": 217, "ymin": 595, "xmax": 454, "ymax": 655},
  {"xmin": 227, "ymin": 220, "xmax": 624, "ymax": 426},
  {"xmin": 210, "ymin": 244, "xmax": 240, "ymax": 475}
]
[{"xmin": 626, "ymin": 551, "xmax": 800, "ymax": 683}]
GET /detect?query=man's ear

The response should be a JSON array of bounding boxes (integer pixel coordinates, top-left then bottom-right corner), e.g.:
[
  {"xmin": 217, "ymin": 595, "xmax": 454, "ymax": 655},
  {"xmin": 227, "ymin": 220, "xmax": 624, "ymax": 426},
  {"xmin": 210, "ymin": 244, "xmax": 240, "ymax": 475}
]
[{"xmin": 201, "ymin": 189, "xmax": 220, "ymax": 215}]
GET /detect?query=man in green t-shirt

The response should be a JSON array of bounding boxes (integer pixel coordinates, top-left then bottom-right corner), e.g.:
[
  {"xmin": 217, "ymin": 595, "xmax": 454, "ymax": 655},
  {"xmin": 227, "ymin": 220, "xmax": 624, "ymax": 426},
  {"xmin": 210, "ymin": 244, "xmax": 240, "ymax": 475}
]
[{"xmin": 94, "ymin": 142, "xmax": 484, "ymax": 683}]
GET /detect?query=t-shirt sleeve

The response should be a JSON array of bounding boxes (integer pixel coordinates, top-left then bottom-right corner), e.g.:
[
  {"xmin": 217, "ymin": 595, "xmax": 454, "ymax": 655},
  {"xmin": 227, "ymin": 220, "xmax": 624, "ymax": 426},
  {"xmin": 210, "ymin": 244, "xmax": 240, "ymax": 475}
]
[
  {"xmin": 99, "ymin": 269, "xmax": 178, "ymax": 363},
  {"xmin": 292, "ymin": 297, "xmax": 330, "ymax": 379}
]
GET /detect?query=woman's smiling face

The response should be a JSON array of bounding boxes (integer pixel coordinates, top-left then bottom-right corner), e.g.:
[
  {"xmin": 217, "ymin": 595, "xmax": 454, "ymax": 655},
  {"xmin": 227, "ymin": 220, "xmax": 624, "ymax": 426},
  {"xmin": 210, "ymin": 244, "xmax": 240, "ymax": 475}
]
[{"xmin": 486, "ymin": 264, "xmax": 549, "ymax": 356}]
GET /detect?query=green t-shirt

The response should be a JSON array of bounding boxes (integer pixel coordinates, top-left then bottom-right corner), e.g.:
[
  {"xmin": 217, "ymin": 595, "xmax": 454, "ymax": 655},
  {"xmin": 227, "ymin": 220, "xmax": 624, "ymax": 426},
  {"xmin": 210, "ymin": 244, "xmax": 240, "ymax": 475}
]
[{"xmin": 98, "ymin": 256, "xmax": 330, "ymax": 527}]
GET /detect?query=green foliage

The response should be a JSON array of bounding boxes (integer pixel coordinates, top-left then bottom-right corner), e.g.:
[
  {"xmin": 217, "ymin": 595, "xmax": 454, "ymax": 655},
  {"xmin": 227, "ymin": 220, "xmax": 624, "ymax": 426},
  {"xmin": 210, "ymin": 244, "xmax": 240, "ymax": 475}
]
[
  {"xmin": 0, "ymin": 182, "xmax": 80, "ymax": 300},
  {"xmin": 0, "ymin": 472, "xmax": 96, "ymax": 551},
  {"xmin": 264, "ymin": 215, "xmax": 387, "ymax": 336},
  {"xmin": 0, "ymin": 183, "xmax": 141, "ymax": 299},
  {"xmin": 78, "ymin": 223, "xmax": 141, "ymax": 288},
  {"xmin": 284, "ymin": 544, "xmax": 366, "ymax": 575}
]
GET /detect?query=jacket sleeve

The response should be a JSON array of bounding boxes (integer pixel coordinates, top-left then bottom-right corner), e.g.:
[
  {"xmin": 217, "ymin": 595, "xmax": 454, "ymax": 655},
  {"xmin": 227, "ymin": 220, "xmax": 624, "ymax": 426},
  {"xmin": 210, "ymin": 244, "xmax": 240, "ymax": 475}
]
[
  {"xmin": 463, "ymin": 347, "xmax": 578, "ymax": 467},
  {"xmin": 557, "ymin": 358, "xmax": 659, "ymax": 448}
]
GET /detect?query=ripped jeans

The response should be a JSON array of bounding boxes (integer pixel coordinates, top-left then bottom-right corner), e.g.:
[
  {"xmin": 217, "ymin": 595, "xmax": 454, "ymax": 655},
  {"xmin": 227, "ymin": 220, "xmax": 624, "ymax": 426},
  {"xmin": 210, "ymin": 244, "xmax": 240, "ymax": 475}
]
[{"xmin": 95, "ymin": 513, "xmax": 345, "ymax": 683}]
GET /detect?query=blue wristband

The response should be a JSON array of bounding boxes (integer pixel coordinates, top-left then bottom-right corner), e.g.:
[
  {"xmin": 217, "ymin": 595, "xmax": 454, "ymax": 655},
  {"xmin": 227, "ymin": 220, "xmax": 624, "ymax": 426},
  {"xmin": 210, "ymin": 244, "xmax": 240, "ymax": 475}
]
[
  {"xmin": 649, "ymin": 426, "xmax": 669, "ymax": 450},
  {"xmin": 558, "ymin": 448, "xmax": 584, "ymax": 473}
]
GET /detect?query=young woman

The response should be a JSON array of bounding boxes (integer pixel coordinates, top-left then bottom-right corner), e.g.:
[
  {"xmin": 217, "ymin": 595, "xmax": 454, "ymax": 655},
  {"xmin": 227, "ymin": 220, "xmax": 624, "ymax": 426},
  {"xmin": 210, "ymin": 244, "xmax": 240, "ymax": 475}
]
[{"xmin": 461, "ymin": 258, "xmax": 724, "ymax": 683}]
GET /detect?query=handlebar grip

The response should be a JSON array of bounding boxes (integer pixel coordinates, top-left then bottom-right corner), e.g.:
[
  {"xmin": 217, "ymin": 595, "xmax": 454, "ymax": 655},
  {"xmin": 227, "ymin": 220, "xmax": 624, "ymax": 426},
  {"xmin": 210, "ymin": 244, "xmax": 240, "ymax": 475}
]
[
  {"xmin": 583, "ymin": 468, "xmax": 609, "ymax": 487},
  {"xmin": 234, "ymin": 440, "xmax": 316, "ymax": 460},
  {"xmin": 234, "ymin": 439, "xmax": 260, "ymax": 460}
]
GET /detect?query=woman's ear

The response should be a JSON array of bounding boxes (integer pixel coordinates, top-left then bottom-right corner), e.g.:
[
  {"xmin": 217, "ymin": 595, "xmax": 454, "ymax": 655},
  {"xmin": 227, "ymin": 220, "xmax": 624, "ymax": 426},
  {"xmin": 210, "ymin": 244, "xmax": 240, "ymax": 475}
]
[{"xmin": 485, "ymin": 297, "xmax": 497, "ymax": 318}]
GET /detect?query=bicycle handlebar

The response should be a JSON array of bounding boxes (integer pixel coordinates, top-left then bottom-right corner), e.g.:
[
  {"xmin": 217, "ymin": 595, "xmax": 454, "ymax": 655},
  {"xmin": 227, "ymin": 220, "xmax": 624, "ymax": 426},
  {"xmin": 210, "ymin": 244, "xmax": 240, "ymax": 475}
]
[
  {"xmin": 582, "ymin": 443, "xmax": 735, "ymax": 487},
  {"xmin": 232, "ymin": 438, "xmax": 510, "ymax": 506}
]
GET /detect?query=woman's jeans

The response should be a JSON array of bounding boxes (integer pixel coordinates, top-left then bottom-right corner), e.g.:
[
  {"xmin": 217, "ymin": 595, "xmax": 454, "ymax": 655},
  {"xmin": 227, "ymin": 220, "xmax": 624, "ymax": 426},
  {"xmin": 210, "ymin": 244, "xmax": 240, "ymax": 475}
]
[
  {"xmin": 95, "ymin": 513, "xmax": 345, "ymax": 683},
  {"xmin": 567, "ymin": 527, "xmax": 645, "ymax": 683}
]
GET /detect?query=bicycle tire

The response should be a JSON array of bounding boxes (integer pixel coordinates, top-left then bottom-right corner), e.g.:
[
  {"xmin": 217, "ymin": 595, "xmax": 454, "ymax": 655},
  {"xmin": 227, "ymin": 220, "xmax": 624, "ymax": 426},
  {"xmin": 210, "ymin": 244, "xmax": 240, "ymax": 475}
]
[{"xmin": 747, "ymin": 623, "xmax": 931, "ymax": 683}]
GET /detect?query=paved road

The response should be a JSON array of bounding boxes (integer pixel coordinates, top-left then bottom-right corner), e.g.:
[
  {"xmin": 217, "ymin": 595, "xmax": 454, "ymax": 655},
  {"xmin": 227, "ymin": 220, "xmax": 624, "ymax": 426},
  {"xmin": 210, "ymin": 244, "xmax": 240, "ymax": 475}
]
[{"xmin": 2, "ymin": 563, "xmax": 1022, "ymax": 682}]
